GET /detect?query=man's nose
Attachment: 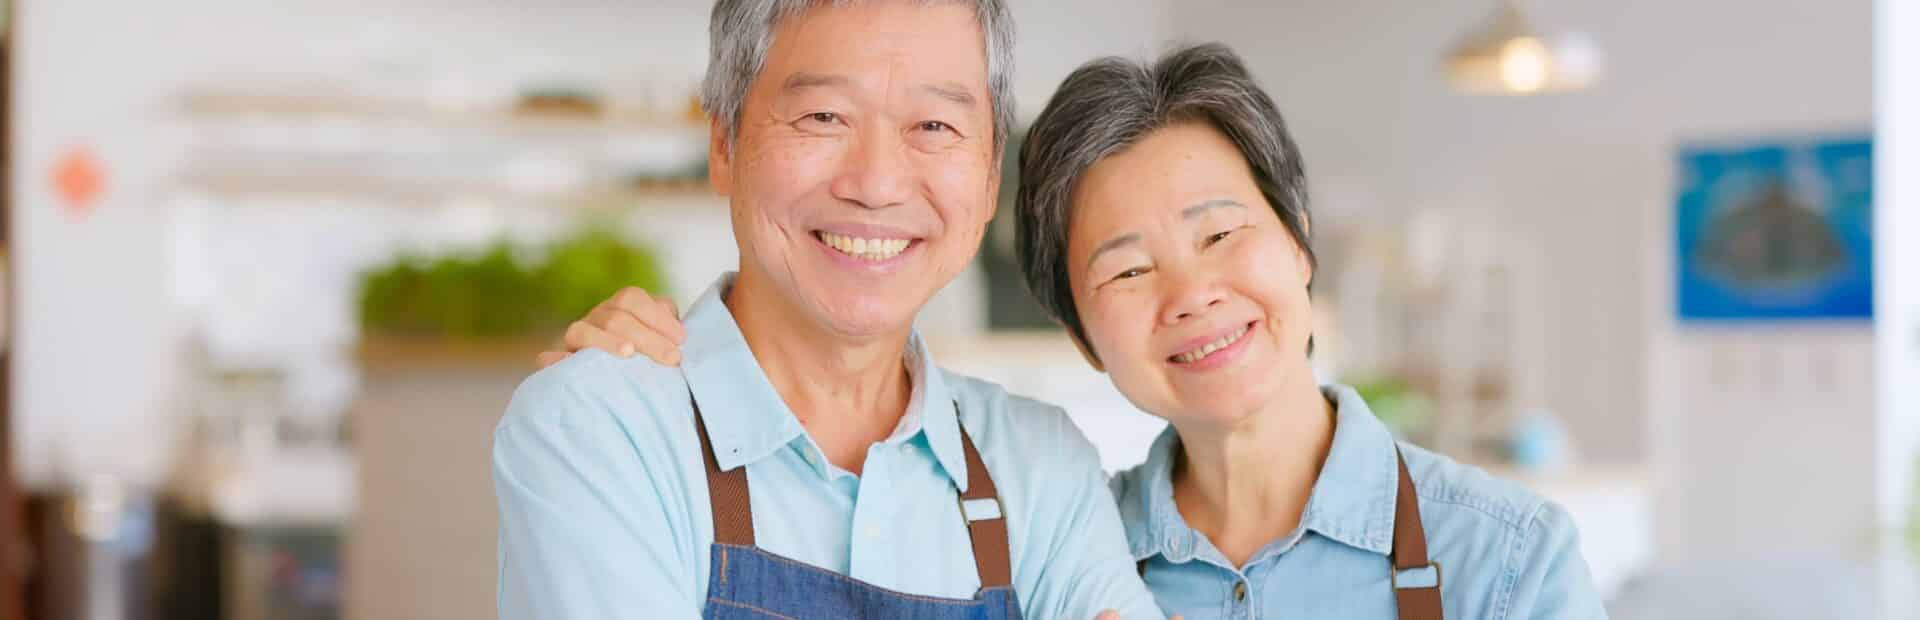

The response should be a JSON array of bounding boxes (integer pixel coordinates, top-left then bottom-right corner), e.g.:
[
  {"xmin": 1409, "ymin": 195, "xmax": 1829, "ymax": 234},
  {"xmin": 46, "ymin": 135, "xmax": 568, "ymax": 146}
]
[{"xmin": 830, "ymin": 129, "xmax": 915, "ymax": 209}]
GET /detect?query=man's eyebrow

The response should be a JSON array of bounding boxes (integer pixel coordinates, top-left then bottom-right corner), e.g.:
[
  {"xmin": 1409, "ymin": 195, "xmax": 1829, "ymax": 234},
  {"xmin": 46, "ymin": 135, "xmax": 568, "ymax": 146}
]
[
  {"xmin": 920, "ymin": 82, "xmax": 978, "ymax": 106},
  {"xmin": 1085, "ymin": 233, "xmax": 1142, "ymax": 271},
  {"xmin": 1182, "ymin": 199, "xmax": 1246, "ymax": 219},
  {"xmin": 782, "ymin": 72, "xmax": 850, "ymax": 92}
]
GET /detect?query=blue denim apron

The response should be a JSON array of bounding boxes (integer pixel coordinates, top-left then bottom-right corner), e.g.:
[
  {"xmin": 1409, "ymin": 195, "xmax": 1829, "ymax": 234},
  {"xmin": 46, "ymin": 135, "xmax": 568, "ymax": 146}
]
[{"xmin": 692, "ymin": 395, "xmax": 1023, "ymax": 619}]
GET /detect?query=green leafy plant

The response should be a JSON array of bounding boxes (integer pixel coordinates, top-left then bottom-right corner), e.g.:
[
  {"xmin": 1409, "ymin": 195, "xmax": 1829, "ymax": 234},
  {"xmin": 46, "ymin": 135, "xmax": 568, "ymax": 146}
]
[
  {"xmin": 1349, "ymin": 375, "xmax": 1432, "ymax": 437},
  {"xmin": 357, "ymin": 227, "xmax": 667, "ymax": 341}
]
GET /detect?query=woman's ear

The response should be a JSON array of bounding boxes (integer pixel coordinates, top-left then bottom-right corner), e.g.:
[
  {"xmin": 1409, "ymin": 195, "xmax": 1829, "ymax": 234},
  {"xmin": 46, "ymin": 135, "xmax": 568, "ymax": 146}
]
[
  {"xmin": 1294, "ymin": 214, "xmax": 1314, "ymax": 288},
  {"xmin": 1298, "ymin": 247, "xmax": 1314, "ymax": 289},
  {"xmin": 1068, "ymin": 332, "xmax": 1105, "ymax": 373}
]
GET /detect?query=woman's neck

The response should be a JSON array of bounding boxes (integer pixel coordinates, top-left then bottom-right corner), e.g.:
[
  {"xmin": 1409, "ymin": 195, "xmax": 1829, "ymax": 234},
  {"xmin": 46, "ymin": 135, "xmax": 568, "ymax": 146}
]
[
  {"xmin": 1170, "ymin": 370, "xmax": 1336, "ymax": 568},
  {"xmin": 725, "ymin": 271, "xmax": 912, "ymax": 476}
]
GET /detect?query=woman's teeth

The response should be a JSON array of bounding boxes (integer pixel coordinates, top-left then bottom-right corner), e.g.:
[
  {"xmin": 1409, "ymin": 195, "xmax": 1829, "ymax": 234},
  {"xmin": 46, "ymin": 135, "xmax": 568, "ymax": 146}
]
[
  {"xmin": 819, "ymin": 231, "xmax": 910, "ymax": 261},
  {"xmin": 1173, "ymin": 324, "xmax": 1250, "ymax": 364}
]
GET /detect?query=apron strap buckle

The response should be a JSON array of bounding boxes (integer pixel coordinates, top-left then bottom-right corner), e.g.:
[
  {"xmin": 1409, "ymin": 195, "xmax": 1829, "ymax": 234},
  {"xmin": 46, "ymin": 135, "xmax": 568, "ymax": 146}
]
[
  {"xmin": 1391, "ymin": 561, "xmax": 1442, "ymax": 590},
  {"xmin": 960, "ymin": 497, "xmax": 1004, "ymax": 522}
]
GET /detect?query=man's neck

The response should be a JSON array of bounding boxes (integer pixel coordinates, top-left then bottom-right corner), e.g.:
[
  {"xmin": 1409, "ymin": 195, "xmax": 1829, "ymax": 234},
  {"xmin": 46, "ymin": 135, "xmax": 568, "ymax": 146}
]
[{"xmin": 725, "ymin": 271, "xmax": 913, "ymax": 476}]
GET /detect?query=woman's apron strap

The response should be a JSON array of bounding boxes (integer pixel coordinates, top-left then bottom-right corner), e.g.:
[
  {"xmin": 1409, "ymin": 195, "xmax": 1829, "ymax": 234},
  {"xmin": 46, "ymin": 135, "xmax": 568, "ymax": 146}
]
[{"xmin": 1391, "ymin": 448, "xmax": 1444, "ymax": 620}]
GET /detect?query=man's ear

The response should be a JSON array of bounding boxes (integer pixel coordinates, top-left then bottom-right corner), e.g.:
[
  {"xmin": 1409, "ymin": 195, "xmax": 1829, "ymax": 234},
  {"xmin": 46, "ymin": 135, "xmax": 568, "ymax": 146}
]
[
  {"xmin": 707, "ymin": 119, "xmax": 733, "ymax": 196},
  {"xmin": 1068, "ymin": 331, "xmax": 1105, "ymax": 373}
]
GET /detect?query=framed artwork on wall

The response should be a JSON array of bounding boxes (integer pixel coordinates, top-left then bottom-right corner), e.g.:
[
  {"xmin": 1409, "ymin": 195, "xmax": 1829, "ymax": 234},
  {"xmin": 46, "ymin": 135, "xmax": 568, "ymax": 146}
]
[{"xmin": 1674, "ymin": 135, "xmax": 1874, "ymax": 321}]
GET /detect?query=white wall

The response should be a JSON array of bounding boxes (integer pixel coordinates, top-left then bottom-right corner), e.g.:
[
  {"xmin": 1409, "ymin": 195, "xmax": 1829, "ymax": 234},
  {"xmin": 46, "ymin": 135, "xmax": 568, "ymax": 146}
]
[
  {"xmin": 1877, "ymin": 0, "xmax": 1920, "ymax": 532},
  {"xmin": 13, "ymin": 0, "xmax": 194, "ymax": 490},
  {"xmin": 1164, "ymin": 0, "xmax": 1874, "ymax": 560}
]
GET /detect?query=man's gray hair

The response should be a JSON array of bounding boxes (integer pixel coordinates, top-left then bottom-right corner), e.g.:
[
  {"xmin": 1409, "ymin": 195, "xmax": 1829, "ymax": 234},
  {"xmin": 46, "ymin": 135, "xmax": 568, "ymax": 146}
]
[
  {"xmin": 1015, "ymin": 43, "xmax": 1315, "ymax": 357},
  {"xmin": 702, "ymin": 0, "xmax": 1016, "ymax": 154}
]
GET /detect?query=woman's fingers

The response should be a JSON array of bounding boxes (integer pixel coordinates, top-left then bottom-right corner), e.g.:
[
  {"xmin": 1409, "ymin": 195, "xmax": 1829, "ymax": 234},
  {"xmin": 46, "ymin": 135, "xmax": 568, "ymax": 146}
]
[
  {"xmin": 1094, "ymin": 611, "xmax": 1118, "ymax": 620},
  {"xmin": 534, "ymin": 287, "xmax": 684, "ymax": 368},
  {"xmin": 563, "ymin": 320, "xmax": 635, "ymax": 357},
  {"xmin": 608, "ymin": 287, "xmax": 686, "ymax": 344},
  {"xmin": 601, "ymin": 309, "xmax": 683, "ymax": 366}
]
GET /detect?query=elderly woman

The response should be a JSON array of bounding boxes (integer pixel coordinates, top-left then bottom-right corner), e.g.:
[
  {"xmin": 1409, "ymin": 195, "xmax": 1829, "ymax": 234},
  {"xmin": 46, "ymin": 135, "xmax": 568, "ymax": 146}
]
[{"xmin": 545, "ymin": 44, "xmax": 1605, "ymax": 619}]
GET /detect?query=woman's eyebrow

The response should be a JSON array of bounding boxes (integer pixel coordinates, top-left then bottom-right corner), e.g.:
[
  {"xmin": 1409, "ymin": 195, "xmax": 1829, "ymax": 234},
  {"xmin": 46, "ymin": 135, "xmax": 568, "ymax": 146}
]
[
  {"xmin": 1182, "ymin": 199, "xmax": 1246, "ymax": 219},
  {"xmin": 1085, "ymin": 233, "xmax": 1142, "ymax": 271}
]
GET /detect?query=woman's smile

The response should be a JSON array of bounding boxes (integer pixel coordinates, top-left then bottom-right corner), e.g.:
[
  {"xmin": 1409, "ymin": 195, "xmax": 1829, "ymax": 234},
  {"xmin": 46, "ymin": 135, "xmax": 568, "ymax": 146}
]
[{"xmin": 1166, "ymin": 320, "xmax": 1258, "ymax": 370}]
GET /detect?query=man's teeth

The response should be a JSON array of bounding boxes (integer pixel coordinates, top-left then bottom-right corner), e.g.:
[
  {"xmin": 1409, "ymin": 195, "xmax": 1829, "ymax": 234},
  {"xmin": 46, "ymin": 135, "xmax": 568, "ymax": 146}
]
[
  {"xmin": 1174, "ymin": 324, "xmax": 1250, "ymax": 363},
  {"xmin": 819, "ymin": 232, "xmax": 910, "ymax": 261}
]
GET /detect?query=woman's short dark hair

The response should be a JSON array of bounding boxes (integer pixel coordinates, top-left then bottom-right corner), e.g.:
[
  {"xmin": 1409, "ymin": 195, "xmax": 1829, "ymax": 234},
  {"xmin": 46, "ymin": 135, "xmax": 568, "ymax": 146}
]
[{"xmin": 1015, "ymin": 43, "xmax": 1315, "ymax": 356}]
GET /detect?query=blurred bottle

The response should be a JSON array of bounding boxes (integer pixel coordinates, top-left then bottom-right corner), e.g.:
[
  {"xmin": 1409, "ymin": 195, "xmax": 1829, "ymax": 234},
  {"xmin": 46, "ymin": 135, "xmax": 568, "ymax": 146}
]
[{"xmin": 34, "ymin": 474, "xmax": 157, "ymax": 620}]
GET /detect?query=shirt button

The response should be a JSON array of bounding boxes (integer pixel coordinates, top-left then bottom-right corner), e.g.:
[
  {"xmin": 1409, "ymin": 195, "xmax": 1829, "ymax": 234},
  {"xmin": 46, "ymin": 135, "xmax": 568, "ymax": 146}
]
[{"xmin": 1233, "ymin": 581, "xmax": 1248, "ymax": 602}]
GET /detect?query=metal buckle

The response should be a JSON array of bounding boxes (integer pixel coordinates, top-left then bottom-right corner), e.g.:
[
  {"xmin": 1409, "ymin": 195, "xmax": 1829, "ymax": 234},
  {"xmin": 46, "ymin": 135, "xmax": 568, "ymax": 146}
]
[
  {"xmin": 1391, "ymin": 561, "xmax": 1442, "ymax": 590},
  {"xmin": 960, "ymin": 497, "xmax": 1003, "ymax": 522}
]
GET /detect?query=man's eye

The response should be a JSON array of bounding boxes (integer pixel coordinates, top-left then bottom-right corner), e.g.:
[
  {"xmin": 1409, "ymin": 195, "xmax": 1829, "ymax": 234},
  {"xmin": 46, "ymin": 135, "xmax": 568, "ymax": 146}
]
[
  {"xmin": 917, "ymin": 120, "xmax": 953, "ymax": 133},
  {"xmin": 804, "ymin": 112, "xmax": 840, "ymax": 124}
]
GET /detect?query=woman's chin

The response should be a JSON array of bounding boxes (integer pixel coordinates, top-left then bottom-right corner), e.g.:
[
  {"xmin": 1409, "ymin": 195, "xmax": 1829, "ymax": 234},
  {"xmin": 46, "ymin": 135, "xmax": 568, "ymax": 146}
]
[{"xmin": 1159, "ymin": 391, "xmax": 1265, "ymax": 427}]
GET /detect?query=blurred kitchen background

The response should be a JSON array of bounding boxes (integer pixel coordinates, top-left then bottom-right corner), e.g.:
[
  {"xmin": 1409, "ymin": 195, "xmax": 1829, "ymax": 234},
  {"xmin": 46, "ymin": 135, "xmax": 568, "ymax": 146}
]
[{"xmin": 0, "ymin": 0, "xmax": 1914, "ymax": 618}]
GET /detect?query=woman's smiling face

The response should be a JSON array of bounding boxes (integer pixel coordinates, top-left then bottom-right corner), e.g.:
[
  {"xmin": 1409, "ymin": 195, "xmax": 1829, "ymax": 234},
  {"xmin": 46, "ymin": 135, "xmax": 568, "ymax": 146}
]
[{"xmin": 1066, "ymin": 120, "xmax": 1316, "ymax": 427}]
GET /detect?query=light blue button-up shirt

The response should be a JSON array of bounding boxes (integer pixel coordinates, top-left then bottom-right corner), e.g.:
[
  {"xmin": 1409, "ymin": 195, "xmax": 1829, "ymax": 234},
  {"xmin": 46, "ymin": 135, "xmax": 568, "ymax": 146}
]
[
  {"xmin": 1114, "ymin": 385, "xmax": 1606, "ymax": 619},
  {"xmin": 494, "ymin": 274, "xmax": 1163, "ymax": 619}
]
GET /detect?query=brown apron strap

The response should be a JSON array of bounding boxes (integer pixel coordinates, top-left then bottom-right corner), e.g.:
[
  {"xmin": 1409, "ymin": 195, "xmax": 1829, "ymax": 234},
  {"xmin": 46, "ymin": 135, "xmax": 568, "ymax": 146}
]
[
  {"xmin": 1391, "ymin": 448, "xmax": 1443, "ymax": 620},
  {"xmin": 957, "ymin": 424, "xmax": 1014, "ymax": 590},
  {"xmin": 692, "ymin": 392, "xmax": 755, "ymax": 547},
  {"xmin": 691, "ymin": 389, "xmax": 1010, "ymax": 589}
]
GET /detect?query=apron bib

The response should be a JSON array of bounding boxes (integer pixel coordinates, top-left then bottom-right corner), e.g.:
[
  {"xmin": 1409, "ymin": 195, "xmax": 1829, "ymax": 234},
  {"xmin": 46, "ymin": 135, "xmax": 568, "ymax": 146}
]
[{"xmin": 692, "ymin": 393, "xmax": 1023, "ymax": 620}]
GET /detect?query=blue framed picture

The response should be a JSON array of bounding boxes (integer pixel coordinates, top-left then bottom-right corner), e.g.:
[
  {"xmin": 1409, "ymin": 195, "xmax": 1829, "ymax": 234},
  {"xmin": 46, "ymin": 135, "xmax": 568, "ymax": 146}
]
[{"xmin": 1675, "ymin": 136, "xmax": 1873, "ymax": 321}]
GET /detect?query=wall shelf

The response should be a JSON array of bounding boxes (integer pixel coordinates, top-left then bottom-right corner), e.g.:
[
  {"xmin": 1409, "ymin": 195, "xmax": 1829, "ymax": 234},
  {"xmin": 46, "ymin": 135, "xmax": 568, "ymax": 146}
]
[
  {"xmin": 179, "ymin": 91, "xmax": 706, "ymax": 136},
  {"xmin": 173, "ymin": 168, "xmax": 718, "ymax": 207}
]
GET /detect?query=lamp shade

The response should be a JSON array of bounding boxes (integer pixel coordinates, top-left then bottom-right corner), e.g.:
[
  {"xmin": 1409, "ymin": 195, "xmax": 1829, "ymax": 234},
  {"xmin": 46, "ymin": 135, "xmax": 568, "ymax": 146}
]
[{"xmin": 1444, "ymin": 0, "xmax": 1603, "ymax": 95}]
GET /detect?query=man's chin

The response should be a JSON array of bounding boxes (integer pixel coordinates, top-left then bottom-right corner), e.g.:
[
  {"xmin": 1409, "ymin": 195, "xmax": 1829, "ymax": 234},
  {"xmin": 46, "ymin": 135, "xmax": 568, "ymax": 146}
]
[{"xmin": 803, "ymin": 293, "xmax": 928, "ymax": 341}]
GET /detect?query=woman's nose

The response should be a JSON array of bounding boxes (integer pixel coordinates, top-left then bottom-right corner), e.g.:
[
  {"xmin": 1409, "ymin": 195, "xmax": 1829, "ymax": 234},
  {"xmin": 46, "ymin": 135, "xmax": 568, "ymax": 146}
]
[{"xmin": 1158, "ymin": 268, "xmax": 1227, "ymax": 325}]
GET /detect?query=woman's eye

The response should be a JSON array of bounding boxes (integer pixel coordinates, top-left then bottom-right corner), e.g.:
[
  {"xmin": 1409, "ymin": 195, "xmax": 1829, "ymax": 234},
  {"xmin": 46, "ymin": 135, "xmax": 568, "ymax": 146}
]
[
  {"xmin": 1113, "ymin": 267, "xmax": 1148, "ymax": 281},
  {"xmin": 1206, "ymin": 230, "xmax": 1235, "ymax": 246}
]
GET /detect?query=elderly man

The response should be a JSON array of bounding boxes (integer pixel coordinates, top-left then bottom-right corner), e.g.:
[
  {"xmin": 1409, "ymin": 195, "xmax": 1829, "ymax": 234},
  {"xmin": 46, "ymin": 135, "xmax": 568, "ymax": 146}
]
[{"xmin": 492, "ymin": 1, "xmax": 1162, "ymax": 618}]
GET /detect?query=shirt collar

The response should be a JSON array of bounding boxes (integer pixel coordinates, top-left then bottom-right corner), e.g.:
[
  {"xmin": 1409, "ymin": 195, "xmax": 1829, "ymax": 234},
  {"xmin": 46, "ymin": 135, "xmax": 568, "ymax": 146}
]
[
  {"xmin": 1122, "ymin": 425, "xmax": 1201, "ymax": 562},
  {"xmin": 678, "ymin": 273, "xmax": 968, "ymax": 490},
  {"xmin": 1123, "ymin": 383, "xmax": 1402, "ymax": 562},
  {"xmin": 1295, "ymin": 383, "xmax": 1401, "ymax": 555}
]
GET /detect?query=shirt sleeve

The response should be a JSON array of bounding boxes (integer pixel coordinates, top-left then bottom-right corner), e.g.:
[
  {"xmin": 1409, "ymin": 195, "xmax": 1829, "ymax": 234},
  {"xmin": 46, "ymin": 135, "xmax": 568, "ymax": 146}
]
[
  {"xmin": 493, "ymin": 362, "xmax": 703, "ymax": 619},
  {"xmin": 1503, "ymin": 501, "xmax": 1608, "ymax": 620},
  {"xmin": 1015, "ymin": 408, "xmax": 1169, "ymax": 620}
]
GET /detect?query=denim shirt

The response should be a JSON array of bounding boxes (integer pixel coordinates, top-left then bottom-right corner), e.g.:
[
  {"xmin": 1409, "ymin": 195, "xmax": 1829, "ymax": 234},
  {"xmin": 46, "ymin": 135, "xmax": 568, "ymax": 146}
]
[
  {"xmin": 1112, "ymin": 385, "xmax": 1607, "ymax": 619},
  {"xmin": 494, "ymin": 274, "xmax": 1162, "ymax": 619}
]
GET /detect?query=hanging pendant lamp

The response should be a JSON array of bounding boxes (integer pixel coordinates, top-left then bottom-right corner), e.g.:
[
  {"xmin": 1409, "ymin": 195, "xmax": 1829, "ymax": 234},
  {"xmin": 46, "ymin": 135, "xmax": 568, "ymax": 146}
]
[{"xmin": 1444, "ymin": 0, "xmax": 1603, "ymax": 95}]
